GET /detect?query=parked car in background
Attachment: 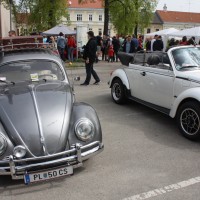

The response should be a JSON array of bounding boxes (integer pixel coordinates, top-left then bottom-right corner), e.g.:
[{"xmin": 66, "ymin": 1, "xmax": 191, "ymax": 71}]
[
  {"xmin": 109, "ymin": 46, "xmax": 200, "ymax": 140},
  {"xmin": 0, "ymin": 41, "xmax": 103, "ymax": 184}
]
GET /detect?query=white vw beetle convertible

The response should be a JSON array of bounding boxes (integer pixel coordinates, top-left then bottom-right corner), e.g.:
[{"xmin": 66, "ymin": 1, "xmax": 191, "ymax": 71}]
[{"xmin": 109, "ymin": 46, "xmax": 200, "ymax": 140}]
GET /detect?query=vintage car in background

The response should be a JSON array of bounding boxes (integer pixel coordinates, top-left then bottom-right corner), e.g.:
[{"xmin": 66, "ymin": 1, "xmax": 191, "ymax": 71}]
[
  {"xmin": 109, "ymin": 46, "xmax": 200, "ymax": 140},
  {"xmin": 0, "ymin": 42, "xmax": 103, "ymax": 184}
]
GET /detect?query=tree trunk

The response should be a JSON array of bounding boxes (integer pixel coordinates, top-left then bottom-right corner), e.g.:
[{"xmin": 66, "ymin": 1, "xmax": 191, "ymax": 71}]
[
  {"xmin": 134, "ymin": 25, "xmax": 138, "ymax": 36},
  {"xmin": 103, "ymin": 0, "xmax": 109, "ymax": 35},
  {"xmin": 49, "ymin": 0, "xmax": 55, "ymax": 28},
  {"xmin": 134, "ymin": 0, "xmax": 138, "ymax": 36}
]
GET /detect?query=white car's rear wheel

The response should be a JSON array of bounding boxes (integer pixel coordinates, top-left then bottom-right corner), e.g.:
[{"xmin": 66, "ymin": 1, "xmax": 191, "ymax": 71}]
[
  {"xmin": 111, "ymin": 79, "xmax": 126, "ymax": 104},
  {"xmin": 177, "ymin": 101, "xmax": 200, "ymax": 140}
]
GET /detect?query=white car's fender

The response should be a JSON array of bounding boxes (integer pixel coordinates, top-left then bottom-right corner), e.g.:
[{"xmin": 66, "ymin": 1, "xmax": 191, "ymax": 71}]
[
  {"xmin": 109, "ymin": 68, "xmax": 130, "ymax": 90},
  {"xmin": 170, "ymin": 87, "xmax": 200, "ymax": 118}
]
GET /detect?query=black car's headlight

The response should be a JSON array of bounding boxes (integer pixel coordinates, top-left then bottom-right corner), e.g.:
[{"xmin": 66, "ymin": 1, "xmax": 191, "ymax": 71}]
[
  {"xmin": 75, "ymin": 118, "xmax": 95, "ymax": 141},
  {"xmin": 0, "ymin": 133, "xmax": 7, "ymax": 156}
]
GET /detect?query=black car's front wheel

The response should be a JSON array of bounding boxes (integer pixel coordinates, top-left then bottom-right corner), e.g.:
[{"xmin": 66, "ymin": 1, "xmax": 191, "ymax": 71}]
[
  {"xmin": 177, "ymin": 101, "xmax": 200, "ymax": 140},
  {"xmin": 111, "ymin": 79, "xmax": 126, "ymax": 104}
]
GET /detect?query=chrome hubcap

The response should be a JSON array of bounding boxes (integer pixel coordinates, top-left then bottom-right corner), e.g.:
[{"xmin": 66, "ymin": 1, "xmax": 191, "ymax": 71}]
[
  {"xmin": 112, "ymin": 83, "xmax": 121, "ymax": 100},
  {"xmin": 180, "ymin": 108, "xmax": 200, "ymax": 135}
]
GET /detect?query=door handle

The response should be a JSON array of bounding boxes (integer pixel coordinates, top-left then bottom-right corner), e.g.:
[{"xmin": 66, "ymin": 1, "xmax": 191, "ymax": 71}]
[{"xmin": 140, "ymin": 72, "xmax": 146, "ymax": 76}]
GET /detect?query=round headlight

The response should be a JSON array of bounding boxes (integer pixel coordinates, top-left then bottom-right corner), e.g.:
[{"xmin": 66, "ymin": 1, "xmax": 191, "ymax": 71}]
[
  {"xmin": 0, "ymin": 134, "xmax": 7, "ymax": 156},
  {"xmin": 13, "ymin": 145, "xmax": 26, "ymax": 159},
  {"xmin": 75, "ymin": 118, "xmax": 95, "ymax": 141}
]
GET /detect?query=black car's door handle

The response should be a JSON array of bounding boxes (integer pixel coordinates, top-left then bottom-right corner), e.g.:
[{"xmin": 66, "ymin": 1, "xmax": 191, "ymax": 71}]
[{"xmin": 140, "ymin": 72, "xmax": 146, "ymax": 76}]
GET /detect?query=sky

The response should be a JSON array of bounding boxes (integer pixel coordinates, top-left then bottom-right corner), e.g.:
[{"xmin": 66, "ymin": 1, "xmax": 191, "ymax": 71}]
[{"xmin": 156, "ymin": 0, "xmax": 200, "ymax": 13}]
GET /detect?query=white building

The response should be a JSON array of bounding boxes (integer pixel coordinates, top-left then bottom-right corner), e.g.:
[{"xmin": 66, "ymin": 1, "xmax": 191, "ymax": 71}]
[
  {"xmin": 67, "ymin": 0, "xmax": 115, "ymax": 36},
  {"xmin": 0, "ymin": 2, "xmax": 16, "ymax": 37}
]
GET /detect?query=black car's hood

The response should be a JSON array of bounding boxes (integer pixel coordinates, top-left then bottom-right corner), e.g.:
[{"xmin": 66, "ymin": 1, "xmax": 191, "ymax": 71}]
[{"xmin": 0, "ymin": 82, "xmax": 73, "ymax": 156}]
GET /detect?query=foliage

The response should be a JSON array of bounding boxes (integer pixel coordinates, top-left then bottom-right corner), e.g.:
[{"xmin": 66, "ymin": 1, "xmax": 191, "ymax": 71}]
[
  {"xmin": 109, "ymin": 0, "xmax": 157, "ymax": 35},
  {"xmin": 1, "ymin": 0, "xmax": 70, "ymax": 33},
  {"xmin": 78, "ymin": 0, "xmax": 157, "ymax": 36}
]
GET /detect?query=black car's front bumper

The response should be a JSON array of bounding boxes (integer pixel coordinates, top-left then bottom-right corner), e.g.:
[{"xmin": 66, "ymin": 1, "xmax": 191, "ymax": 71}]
[{"xmin": 0, "ymin": 141, "xmax": 104, "ymax": 180}]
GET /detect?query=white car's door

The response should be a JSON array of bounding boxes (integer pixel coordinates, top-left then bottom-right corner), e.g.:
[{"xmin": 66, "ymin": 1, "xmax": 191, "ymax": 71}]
[{"xmin": 125, "ymin": 56, "xmax": 175, "ymax": 109}]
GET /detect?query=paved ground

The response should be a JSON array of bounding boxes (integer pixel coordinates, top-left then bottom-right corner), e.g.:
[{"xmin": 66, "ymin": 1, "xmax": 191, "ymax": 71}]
[{"xmin": 1, "ymin": 61, "xmax": 200, "ymax": 200}]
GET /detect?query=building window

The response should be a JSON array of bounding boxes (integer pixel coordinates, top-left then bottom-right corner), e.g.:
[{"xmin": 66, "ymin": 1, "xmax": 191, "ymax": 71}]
[
  {"xmin": 147, "ymin": 28, "xmax": 151, "ymax": 33},
  {"xmin": 74, "ymin": 27, "xmax": 77, "ymax": 31},
  {"xmin": 156, "ymin": 29, "xmax": 159, "ymax": 32},
  {"xmin": 89, "ymin": 28, "xmax": 93, "ymax": 31},
  {"xmin": 99, "ymin": 15, "xmax": 102, "ymax": 21},
  {"xmin": 77, "ymin": 14, "xmax": 82, "ymax": 21},
  {"xmin": 98, "ymin": 29, "xmax": 102, "ymax": 35},
  {"xmin": 89, "ymin": 14, "xmax": 93, "ymax": 21}
]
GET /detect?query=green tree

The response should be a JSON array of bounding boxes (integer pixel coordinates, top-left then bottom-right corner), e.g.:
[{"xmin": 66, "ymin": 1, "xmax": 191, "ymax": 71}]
[
  {"xmin": 110, "ymin": 0, "xmax": 157, "ymax": 35},
  {"xmin": 2, "ymin": 0, "xmax": 70, "ymax": 33},
  {"xmin": 78, "ymin": 0, "xmax": 157, "ymax": 36}
]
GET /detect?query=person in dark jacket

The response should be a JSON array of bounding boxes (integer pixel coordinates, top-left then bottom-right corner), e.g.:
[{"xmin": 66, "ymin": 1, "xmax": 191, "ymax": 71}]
[
  {"xmin": 112, "ymin": 36, "xmax": 120, "ymax": 62},
  {"xmin": 153, "ymin": 35, "xmax": 164, "ymax": 51},
  {"xmin": 123, "ymin": 35, "xmax": 136, "ymax": 53},
  {"xmin": 81, "ymin": 31, "xmax": 100, "ymax": 86}
]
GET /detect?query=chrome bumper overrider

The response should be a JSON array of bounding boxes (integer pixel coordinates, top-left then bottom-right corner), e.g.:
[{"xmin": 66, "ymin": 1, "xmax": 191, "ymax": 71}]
[{"xmin": 0, "ymin": 141, "xmax": 104, "ymax": 180}]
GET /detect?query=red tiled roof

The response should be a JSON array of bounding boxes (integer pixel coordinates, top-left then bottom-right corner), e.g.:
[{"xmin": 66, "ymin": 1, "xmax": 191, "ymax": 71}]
[
  {"xmin": 157, "ymin": 10, "xmax": 200, "ymax": 23},
  {"xmin": 68, "ymin": 0, "xmax": 103, "ymax": 9}
]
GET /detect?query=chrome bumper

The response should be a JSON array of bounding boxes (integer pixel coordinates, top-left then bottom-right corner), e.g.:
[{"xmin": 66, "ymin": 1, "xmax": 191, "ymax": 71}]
[{"xmin": 0, "ymin": 141, "xmax": 104, "ymax": 180}]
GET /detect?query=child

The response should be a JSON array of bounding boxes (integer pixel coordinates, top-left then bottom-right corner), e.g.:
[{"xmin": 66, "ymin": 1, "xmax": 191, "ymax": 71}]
[{"xmin": 108, "ymin": 45, "xmax": 114, "ymax": 62}]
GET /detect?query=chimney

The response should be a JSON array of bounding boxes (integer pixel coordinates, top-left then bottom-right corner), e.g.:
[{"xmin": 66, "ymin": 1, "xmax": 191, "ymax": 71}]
[{"xmin": 163, "ymin": 3, "xmax": 167, "ymax": 12}]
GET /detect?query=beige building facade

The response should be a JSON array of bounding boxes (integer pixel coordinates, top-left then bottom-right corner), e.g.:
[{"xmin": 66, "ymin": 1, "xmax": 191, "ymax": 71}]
[
  {"xmin": 0, "ymin": 3, "xmax": 16, "ymax": 37},
  {"xmin": 67, "ymin": 0, "xmax": 115, "ymax": 36}
]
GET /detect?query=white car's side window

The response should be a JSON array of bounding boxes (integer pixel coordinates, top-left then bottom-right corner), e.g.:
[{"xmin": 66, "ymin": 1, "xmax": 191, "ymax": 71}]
[{"xmin": 146, "ymin": 53, "xmax": 172, "ymax": 70}]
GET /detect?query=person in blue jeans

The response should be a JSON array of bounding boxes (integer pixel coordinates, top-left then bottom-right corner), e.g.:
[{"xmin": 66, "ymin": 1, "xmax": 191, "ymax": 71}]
[{"xmin": 81, "ymin": 31, "xmax": 100, "ymax": 86}]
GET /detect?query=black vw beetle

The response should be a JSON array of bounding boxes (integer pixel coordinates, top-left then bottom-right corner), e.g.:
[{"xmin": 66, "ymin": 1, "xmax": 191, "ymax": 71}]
[{"xmin": 0, "ymin": 44, "xmax": 103, "ymax": 184}]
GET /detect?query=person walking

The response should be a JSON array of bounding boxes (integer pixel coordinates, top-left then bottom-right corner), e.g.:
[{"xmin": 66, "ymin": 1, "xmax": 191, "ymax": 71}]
[
  {"xmin": 57, "ymin": 32, "xmax": 66, "ymax": 61},
  {"xmin": 81, "ymin": 31, "xmax": 100, "ymax": 86}
]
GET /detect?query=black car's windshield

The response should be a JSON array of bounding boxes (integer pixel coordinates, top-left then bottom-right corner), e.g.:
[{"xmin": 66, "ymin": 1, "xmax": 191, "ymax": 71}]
[
  {"xmin": 172, "ymin": 47, "xmax": 200, "ymax": 71},
  {"xmin": 0, "ymin": 60, "xmax": 65, "ymax": 83}
]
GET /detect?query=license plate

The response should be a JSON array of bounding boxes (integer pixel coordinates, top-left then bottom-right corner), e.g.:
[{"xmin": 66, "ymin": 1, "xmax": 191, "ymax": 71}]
[{"xmin": 24, "ymin": 166, "xmax": 73, "ymax": 184}]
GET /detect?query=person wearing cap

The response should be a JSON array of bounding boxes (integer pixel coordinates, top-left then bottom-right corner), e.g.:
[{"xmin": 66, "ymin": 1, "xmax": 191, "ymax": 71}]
[{"xmin": 81, "ymin": 31, "xmax": 100, "ymax": 86}]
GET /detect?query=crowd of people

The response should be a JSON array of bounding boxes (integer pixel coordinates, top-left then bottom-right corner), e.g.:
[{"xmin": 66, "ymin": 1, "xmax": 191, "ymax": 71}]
[
  {"xmin": 90, "ymin": 33, "xmax": 165, "ymax": 63},
  {"xmin": 8, "ymin": 29, "xmax": 200, "ymax": 64},
  {"xmin": 43, "ymin": 33, "xmax": 77, "ymax": 62},
  {"xmin": 92, "ymin": 33, "xmax": 200, "ymax": 62}
]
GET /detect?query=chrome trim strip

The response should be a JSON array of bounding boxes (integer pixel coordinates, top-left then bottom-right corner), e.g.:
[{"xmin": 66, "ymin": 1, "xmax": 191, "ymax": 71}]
[
  {"xmin": 133, "ymin": 68, "xmax": 174, "ymax": 77},
  {"xmin": 29, "ymin": 84, "xmax": 48, "ymax": 156}
]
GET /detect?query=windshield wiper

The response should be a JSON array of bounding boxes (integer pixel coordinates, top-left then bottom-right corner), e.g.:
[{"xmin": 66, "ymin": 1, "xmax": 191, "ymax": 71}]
[
  {"xmin": 0, "ymin": 80, "xmax": 15, "ymax": 85},
  {"xmin": 180, "ymin": 65, "xmax": 199, "ymax": 69}
]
